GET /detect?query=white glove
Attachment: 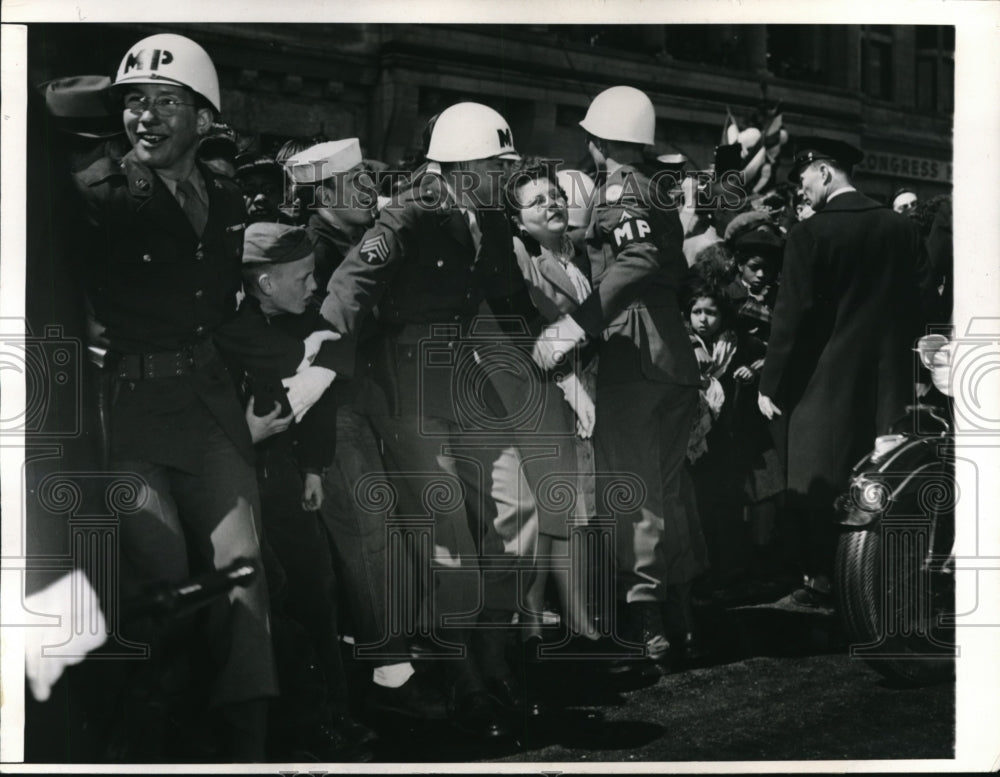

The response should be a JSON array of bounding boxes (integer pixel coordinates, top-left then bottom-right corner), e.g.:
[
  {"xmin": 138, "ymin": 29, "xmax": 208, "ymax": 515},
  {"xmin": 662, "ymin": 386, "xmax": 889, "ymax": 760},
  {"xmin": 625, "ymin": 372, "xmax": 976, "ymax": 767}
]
[
  {"xmin": 25, "ymin": 569, "xmax": 107, "ymax": 702},
  {"xmin": 532, "ymin": 315, "xmax": 587, "ymax": 371},
  {"xmin": 557, "ymin": 371, "xmax": 596, "ymax": 439},
  {"xmin": 297, "ymin": 330, "xmax": 342, "ymax": 373},
  {"xmin": 281, "ymin": 366, "xmax": 336, "ymax": 423},
  {"xmin": 758, "ymin": 392, "xmax": 782, "ymax": 420}
]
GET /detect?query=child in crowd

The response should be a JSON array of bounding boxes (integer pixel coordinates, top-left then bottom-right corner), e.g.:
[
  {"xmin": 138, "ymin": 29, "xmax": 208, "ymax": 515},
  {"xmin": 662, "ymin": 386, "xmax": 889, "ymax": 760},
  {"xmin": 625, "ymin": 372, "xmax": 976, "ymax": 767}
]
[
  {"xmin": 684, "ymin": 281, "xmax": 786, "ymax": 596},
  {"xmin": 721, "ymin": 211, "xmax": 783, "ymax": 344}
]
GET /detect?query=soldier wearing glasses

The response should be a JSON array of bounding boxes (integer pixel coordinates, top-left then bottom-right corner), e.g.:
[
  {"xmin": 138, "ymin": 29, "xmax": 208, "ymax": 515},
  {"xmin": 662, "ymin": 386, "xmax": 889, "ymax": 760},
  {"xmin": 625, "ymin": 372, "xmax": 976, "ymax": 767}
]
[{"xmin": 72, "ymin": 33, "xmax": 312, "ymax": 759}]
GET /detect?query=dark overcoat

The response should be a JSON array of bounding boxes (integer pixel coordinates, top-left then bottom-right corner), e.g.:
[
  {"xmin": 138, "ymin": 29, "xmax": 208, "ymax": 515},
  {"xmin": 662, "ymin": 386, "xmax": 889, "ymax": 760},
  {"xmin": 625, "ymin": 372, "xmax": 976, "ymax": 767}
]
[{"xmin": 759, "ymin": 190, "xmax": 930, "ymax": 511}]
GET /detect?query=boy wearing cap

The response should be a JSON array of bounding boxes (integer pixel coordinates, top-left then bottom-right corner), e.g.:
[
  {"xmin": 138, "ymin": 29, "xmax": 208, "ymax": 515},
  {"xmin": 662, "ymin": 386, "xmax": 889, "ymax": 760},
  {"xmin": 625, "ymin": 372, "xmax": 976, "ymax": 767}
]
[
  {"xmin": 236, "ymin": 155, "xmax": 291, "ymax": 225},
  {"xmin": 759, "ymin": 136, "xmax": 935, "ymax": 608},
  {"xmin": 233, "ymin": 222, "xmax": 379, "ymax": 760},
  {"xmin": 722, "ymin": 211, "xmax": 783, "ymax": 343}
]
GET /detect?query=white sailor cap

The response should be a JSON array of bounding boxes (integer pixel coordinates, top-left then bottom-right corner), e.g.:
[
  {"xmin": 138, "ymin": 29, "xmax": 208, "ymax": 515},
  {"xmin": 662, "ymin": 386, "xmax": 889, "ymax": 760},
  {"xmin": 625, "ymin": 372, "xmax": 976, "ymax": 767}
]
[{"xmin": 284, "ymin": 138, "xmax": 363, "ymax": 185}]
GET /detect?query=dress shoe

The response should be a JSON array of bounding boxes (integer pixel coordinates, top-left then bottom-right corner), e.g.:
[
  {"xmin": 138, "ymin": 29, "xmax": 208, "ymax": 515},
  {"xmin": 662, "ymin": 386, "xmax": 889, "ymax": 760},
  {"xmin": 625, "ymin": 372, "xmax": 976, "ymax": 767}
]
[
  {"xmin": 366, "ymin": 672, "xmax": 448, "ymax": 720},
  {"xmin": 671, "ymin": 631, "xmax": 705, "ymax": 665},
  {"xmin": 448, "ymin": 689, "xmax": 514, "ymax": 739},
  {"xmin": 330, "ymin": 713, "xmax": 378, "ymax": 748},
  {"xmin": 290, "ymin": 721, "xmax": 373, "ymax": 763},
  {"xmin": 485, "ymin": 673, "xmax": 545, "ymax": 718},
  {"xmin": 789, "ymin": 586, "xmax": 834, "ymax": 611}
]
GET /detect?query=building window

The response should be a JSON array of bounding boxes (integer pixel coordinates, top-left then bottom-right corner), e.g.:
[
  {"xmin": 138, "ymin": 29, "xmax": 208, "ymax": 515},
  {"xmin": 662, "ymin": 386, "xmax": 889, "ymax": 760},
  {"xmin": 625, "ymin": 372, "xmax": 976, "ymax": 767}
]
[
  {"xmin": 766, "ymin": 25, "xmax": 831, "ymax": 85},
  {"xmin": 861, "ymin": 27, "xmax": 894, "ymax": 100},
  {"xmin": 915, "ymin": 26, "xmax": 954, "ymax": 115},
  {"xmin": 916, "ymin": 57, "xmax": 937, "ymax": 111}
]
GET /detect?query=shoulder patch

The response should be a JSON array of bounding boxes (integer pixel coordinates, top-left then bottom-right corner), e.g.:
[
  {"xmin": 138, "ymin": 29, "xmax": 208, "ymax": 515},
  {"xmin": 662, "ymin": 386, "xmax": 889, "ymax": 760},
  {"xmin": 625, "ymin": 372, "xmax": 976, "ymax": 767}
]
[
  {"xmin": 611, "ymin": 215, "xmax": 654, "ymax": 249},
  {"xmin": 360, "ymin": 233, "xmax": 390, "ymax": 265}
]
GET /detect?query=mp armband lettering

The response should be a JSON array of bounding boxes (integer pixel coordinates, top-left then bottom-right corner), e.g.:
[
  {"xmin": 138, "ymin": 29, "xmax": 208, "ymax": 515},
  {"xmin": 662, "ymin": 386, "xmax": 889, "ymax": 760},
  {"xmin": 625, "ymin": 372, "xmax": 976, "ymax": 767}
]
[{"xmin": 612, "ymin": 216, "xmax": 653, "ymax": 249}]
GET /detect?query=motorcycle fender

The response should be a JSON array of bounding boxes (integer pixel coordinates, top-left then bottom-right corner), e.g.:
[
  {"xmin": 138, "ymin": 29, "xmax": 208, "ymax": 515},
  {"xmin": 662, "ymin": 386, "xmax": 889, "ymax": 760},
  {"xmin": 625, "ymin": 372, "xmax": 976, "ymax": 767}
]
[{"xmin": 837, "ymin": 506, "xmax": 881, "ymax": 529}]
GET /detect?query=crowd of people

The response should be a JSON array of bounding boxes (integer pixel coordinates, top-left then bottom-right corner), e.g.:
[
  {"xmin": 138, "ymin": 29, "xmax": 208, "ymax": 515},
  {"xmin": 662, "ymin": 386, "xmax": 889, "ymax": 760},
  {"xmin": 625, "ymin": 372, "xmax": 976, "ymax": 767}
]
[{"xmin": 23, "ymin": 31, "xmax": 950, "ymax": 763}]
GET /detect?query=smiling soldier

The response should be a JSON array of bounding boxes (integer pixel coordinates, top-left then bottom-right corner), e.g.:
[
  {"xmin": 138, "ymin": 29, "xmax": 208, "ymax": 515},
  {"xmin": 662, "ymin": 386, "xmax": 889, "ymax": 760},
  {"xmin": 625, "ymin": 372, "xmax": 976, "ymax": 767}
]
[{"xmin": 72, "ymin": 33, "xmax": 307, "ymax": 760}]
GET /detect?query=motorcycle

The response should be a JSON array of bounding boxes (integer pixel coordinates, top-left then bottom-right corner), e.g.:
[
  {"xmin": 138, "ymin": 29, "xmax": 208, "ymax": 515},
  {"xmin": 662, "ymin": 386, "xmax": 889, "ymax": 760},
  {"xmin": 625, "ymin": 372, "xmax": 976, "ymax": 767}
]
[{"xmin": 833, "ymin": 335, "xmax": 956, "ymax": 686}]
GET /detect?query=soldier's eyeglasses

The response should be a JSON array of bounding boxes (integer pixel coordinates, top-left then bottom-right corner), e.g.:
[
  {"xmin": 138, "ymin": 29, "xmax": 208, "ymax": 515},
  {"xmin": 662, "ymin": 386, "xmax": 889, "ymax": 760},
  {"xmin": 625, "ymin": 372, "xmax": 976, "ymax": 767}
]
[{"xmin": 124, "ymin": 95, "xmax": 197, "ymax": 117}]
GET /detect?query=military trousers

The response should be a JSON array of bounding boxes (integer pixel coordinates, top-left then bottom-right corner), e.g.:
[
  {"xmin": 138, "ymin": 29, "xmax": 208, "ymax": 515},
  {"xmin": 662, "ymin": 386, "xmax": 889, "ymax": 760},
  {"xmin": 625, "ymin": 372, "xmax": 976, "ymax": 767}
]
[
  {"xmin": 367, "ymin": 412, "xmax": 537, "ymax": 654},
  {"xmin": 318, "ymin": 404, "xmax": 412, "ymax": 663},
  {"xmin": 114, "ymin": 423, "xmax": 277, "ymax": 708},
  {"xmin": 594, "ymin": 380, "xmax": 706, "ymax": 603}
]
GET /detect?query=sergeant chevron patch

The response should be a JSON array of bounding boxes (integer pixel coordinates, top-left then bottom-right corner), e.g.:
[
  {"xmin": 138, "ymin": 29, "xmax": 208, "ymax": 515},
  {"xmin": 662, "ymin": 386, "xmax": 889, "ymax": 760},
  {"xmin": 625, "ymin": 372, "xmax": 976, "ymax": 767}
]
[{"xmin": 360, "ymin": 233, "xmax": 389, "ymax": 265}]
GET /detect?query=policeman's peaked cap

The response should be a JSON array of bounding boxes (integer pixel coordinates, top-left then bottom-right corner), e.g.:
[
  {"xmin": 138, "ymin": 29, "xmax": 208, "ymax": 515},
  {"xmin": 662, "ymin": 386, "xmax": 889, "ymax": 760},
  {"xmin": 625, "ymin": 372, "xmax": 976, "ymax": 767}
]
[
  {"xmin": 787, "ymin": 136, "xmax": 863, "ymax": 182},
  {"xmin": 243, "ymin": 222, "xmax": 315, "ymax": 266},
  {"xmin": 580, "ymin": 86, "xmax": 656, "ymax": 146},
  {"xmin": 425, "ymin": 103, "xmax": 521, "ymax": 163},
  {"xmin": 285, "ymin": 139, "xmax": 363, "ymax": 185},
  {"xmin": 113, "ymin": 33, "xmax": 221, "ymax": 113}
]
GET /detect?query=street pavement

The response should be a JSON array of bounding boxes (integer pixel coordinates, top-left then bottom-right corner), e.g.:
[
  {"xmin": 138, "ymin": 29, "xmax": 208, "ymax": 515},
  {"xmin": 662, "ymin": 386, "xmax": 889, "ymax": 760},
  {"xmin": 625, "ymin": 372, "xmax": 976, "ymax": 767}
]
[{"xmin": 367, "ymin": 597, "xmax": 955, "ymax": 765}]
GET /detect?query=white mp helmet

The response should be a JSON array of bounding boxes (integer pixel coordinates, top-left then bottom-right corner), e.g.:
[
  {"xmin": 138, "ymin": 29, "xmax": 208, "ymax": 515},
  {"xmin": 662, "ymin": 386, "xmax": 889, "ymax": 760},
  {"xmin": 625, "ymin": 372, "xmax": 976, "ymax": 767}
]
[
  {"xmin": 555, "ymin": 169, "xmax": 596, "ymax": 229},
  {"xmin": 113, "ymin": 33, "xmax": 221, "ymax": 113},
  {"xmin": 426, "ymin": 102, "xmax": 521, "ymax": 163},
  {"xmin": 579, "ymin": 85, "xmax": 656, "ymax": 146}
]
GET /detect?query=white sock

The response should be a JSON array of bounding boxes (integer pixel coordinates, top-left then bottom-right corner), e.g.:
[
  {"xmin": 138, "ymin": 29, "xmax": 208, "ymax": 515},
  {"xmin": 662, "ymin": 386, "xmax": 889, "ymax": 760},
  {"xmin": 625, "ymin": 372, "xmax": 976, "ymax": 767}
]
[{"xmin": 372, "ymin": 662, "xmax": 415, "ymax": 689}]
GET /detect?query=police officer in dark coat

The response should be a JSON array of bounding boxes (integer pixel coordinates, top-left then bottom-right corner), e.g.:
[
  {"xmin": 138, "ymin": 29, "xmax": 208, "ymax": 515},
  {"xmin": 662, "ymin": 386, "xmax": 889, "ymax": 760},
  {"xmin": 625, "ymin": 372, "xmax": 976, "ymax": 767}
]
[
  {"xmin": 71, "ymin": 33, "xmax": 326, "ymax": 759},
  {"xmin": 758, "ymin": 137, "xmax": 934, "ymax": 606},
  {"xmin": 532, "ymin": 86, "xmax": 705, "ymax": 669}
]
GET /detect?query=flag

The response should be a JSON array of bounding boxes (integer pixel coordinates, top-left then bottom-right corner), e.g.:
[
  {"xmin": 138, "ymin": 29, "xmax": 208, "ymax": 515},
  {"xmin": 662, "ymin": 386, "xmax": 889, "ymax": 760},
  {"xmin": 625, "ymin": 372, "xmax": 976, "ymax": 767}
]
[{"xmin": 722, "ymin": 107, "xmax": 740, "ymax": 147}]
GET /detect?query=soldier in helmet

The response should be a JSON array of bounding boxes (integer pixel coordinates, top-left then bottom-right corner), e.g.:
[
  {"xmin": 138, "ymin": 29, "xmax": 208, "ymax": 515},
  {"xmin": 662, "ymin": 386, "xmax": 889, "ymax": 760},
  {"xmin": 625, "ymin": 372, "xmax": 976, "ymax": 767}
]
[
  {"xmin": 284, "ymin": 138, "xmax": 449, "ymax": 722},
  {"xmin": 73, "ymin": 33, "xmax": 331, "ymax": 759},
  {"xmin": 532, "ymin": 85, "xmax": 706, "ymax": 672},
  {"xmin": 321, "ymin": 102, "xmax": 534, "ymax": 740}
]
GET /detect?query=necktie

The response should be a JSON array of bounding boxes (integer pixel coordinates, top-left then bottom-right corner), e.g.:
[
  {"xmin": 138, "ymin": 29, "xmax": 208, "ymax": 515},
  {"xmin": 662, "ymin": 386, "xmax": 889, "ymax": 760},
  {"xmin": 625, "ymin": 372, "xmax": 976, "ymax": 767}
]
[
  {"xmin": 176, "ymin": 178, "xmax": 208, "ymax": 237},
  {"xmin": 466, "ymin": 209, "xmax": 483, "ymax": 255}
]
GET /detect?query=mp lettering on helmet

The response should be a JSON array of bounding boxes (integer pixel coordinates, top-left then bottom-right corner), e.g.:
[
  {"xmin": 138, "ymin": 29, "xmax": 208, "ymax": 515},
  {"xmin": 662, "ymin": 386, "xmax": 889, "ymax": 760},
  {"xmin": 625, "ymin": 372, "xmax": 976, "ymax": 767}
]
[
  {"xmin": 124, "ymin": 48, "xmax": 174, "ymax": 74},
  {"xmin": 497, "ymin": 127, "xmax": 513, "ymax": 149},
  {"xmin": 612, "ymin": 217, "xmax": 652, "ymax": 249}
]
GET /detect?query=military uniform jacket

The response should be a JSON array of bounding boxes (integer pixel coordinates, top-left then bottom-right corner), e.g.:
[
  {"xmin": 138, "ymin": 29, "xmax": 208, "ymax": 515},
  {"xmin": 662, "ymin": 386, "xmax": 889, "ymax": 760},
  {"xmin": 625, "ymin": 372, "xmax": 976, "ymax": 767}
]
[
  {"xmin": 320, "ymin": 171, "xmax": 513, "ymax": 421},
  {"xmin": 74, "ymin": 151, "xmax": 303, "ymax": 472},
  {"xmin": 570, "ymin": 164, "xmax": 700, "ymax": 388},
  {"xmin": 307, "ymin": 213, "xmax": 355, "ymax": 307},
  {"xmin": 759, "ymin": 190, "xmax": 929, "ymax": 501}
]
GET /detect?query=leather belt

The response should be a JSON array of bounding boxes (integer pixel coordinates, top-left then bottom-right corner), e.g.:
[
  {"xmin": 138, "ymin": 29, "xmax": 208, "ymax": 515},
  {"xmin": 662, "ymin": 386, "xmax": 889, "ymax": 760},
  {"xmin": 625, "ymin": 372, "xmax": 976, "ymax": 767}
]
[{"xmin": 112, "ymin": 339, "xmax": 216, "ymax": 380}]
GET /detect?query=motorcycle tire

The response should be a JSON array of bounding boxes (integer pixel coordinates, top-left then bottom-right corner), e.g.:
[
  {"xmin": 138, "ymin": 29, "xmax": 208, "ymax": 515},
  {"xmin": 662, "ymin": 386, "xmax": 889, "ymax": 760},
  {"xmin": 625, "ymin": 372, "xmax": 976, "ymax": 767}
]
[{"xmin": 835, "ymin": 525, "xmax": 954, "ymax": 687}]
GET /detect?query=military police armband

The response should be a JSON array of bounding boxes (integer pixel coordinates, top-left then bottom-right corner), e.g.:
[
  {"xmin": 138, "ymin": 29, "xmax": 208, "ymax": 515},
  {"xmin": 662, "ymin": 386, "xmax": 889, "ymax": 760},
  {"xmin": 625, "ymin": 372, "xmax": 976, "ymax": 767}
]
[{"xmin": 610, "ymin": 214, "xmax": 654, "ymax": 250}]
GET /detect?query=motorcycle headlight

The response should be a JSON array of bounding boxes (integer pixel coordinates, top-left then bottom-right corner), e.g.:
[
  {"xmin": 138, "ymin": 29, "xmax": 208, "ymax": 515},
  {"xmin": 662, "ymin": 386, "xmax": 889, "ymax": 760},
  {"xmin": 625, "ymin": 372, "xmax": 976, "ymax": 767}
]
[{"xmin": 852, "ymin": 478, "xmax": 891, "ymax": 513}]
